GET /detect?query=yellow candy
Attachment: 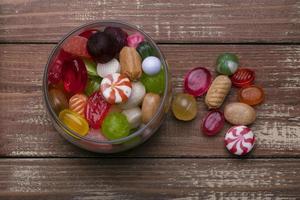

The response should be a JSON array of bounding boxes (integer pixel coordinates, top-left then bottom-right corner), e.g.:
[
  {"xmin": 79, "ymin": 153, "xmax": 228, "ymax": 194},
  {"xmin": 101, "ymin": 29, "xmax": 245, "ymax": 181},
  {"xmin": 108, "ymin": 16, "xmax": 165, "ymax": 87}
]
[{"xmin": 59, "ymin": 109, "xmax": 89, "ymax": 136}]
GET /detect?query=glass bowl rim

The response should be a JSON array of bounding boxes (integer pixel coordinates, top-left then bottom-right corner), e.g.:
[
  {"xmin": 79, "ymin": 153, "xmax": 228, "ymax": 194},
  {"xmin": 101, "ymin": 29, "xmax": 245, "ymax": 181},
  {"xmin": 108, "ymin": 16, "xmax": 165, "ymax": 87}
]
[{"xmin": 43, "ymin": 20, "xmax": 169, "ymax": 145}]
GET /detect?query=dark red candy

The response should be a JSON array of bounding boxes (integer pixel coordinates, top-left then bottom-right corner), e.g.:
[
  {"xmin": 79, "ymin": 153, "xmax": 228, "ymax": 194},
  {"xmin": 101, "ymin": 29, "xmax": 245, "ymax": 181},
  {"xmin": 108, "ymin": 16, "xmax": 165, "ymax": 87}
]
[
  {"xmin": 87, "ymin": 31, "xmax": 117, "ymax": 63},
  {"xmin": 201, "ymin": 110, "xmax": 225, "ymax": 136},
  {"xmin": 85, "ymin": 92, "xmax": 111, "ymax": 129},
  {"xmin": 184, "ymin": 67, "xmax": 212, "ymax": 97},
  {"xmin": 79, "ymin": 29, "xmax": 99, "ymax": 39},
  {"xmin": 62, "ymin": 58, "xmax": 88, "ymax": 94},
  {"xmin": 62, "ymin": 36, "xmax": 91, "ymax": 58},
  {"xmin": 104, "ymin": 27, "xmax": 128, "ymax": 53},
  {"xmin": 230, "ymin": 68, "xmax": 255, "ymax": 88}
]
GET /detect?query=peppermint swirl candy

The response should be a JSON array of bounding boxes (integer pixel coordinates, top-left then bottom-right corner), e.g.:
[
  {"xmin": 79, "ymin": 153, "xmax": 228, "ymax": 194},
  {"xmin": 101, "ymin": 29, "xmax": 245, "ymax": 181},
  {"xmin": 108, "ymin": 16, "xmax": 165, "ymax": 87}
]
[
  {"xmin": 100, "ymin": 73, "xmax": 132, "ymax": 104},
  {"xmin": 224, "ymin": 125, "xmax": 255, "ymax": 156}
]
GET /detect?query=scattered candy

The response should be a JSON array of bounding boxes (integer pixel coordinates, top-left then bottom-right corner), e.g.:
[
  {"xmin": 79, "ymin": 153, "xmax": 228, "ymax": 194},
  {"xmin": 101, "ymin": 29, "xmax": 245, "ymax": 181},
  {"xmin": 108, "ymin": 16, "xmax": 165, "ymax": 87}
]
[
  {"xmin": 201, "ymin": 110, "xmax": 224, "ymax": 136},
  {"xmin": 205, "ymin": 75, "xmax": 232, "ymax": 109},
  {"xmin": 140, "ymin": 69, "xmax": 165, "ymax": 94},
  {"xmin": 84, "ymin": 77, "xmax": 102, "ymax": 96},
  {"xmin": 120, "ymin": 46, "xmax": 142, "ymax": 81},
  {"xmin": 104, "ymin": 27, "xmax": 128, "ymax": 53},
  {"xmin": 127, "ymin": 32, "xmax": 144, "ymax": 48},
  {"xmin": 231, "ymin": 68, "xmax": 255, "ymax": 88},
  {"xmin": 62, "ymin": 36, "xmax": 91, "ymax": 59},
  {"xmin": 101, "ymin": 112, "xmax": 130, "ymax": 140},
  {"xmin": 137, "ymin": 42, "xmax": 156, "ymax": 60},
  {"xmin": 83, "ymin": 58, "xmax": 98, "ymax": 77},
  {"xmin": 100, "ymin": 73, "xmax": 132, "ymax": 104},
  {"xmin": 85, "ymin": 91, "xmax": 111, "ymax": 129},
  {"xmin": 224, "ymin": 102, "xmax": 256, "ymax": 125},
  {"xmin": 122, "ymin": 107, "xmax": 142, "ymax": 129},
  {"xmin": 216, "ymin": 53, "xmax": 239, "ymax": 75},
  {"xmin": 119, "ymin": 81, "xmax": 146, "ymax": 109},
  {"xmin": 79, "ymin": 29, "xmax": 99, "ymax": 39},
  {"xmin": 142, "ymin": 56, "xmax": 161, "ymax": 76},
  {"xmin": 224, "ymin": 125, "xmax": 255, "ymax": 156},
  {"xmin": 59, "ymin": 109, "xmax": 89, "ymax": 136},
  {"xmin": 87, "ymin": 31, "xmax": 117, "ymax": 63},
  {"xmin": 48, "ymin": 88, "xmax": 68, "ymax": 114},
  {"xmin": 142, "ymin": 93, "xmax": 161, "ymax": 123},
  {"xmin": 62, "ymin": 58, "xmax": 88, "ymax": 94},
  {"xmin": 184, "ymin": 67, "xmax": 212, "ymax": 97},
  {"xmin": 97, "ymin": 58, "xmax": 120, "ymax": 78},
  {"xmin": 172, "ymin": 93, "xmax": 197, "ymax": 121},
  {"xmin": 69, "ymin": 93, "xmax": 88, "ymax": 116},
  {"xmin": 238, "ymin": 85, "xmax": 264, "ymax": 106}
]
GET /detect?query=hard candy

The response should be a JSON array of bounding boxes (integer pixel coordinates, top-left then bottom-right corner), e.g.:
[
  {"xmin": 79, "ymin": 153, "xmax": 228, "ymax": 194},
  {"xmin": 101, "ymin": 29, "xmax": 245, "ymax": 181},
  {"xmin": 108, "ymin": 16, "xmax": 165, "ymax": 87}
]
[
  {"xmin": 100, "ymin": 73, "xmax": 132, "ymax": 104},
  {"xmin": 142, "ymin": 56, "xmax": 161, "ymax": 76},
  {"xmin": 62, "ymin": 36, "xmax": 91, "ymax": 59},
  {"xmin": 69, "ymin": 93, "xmax": 88, "ymax": 116},
  {"xmin": 122, "ymin": 107, "xmax": 142, "ymax": 129},
  {"xmin": 231, "ymin": 68, "xmax": 255, "ymax": 88},
  {"xmin": 216, "ymin": 53, "xmax": 239, "ymax": 75},
  {"xmin": 140, "ymin": 69, "xmax": 165, "ymax": 94},
  {"xmin": 137, "ymin": 42, "xmax": 156, "ymax": 60},
  {"xmin": 84, "ymin": 77, "xmax": 102, "ymax": 96},
  {"xmin": 104, "ymin": 27, "xmax": 128, "ymax": 53},
  {"xmin": 224, "ymin": 102, "xmax": 256, "ymax": 125},
  {"xmin": 127, "ymin": 32, "xmax": 144, "ymax": 48},
  {"xmin": 101, "ymin": 112, "xmax": 131, "ymax": 140},
  {"xmin": 225, "ymin": 125, "xmax": 255, "ymax": 156},
  {"xmin": 238, "ymin": 85, "xmax": 264, "ymax": 106},
  {"xmin": 83, "ymin": 58, "xmax": 98, "ymax": 77},
  {"xmin": 172, "ymin": 93, "xmax": 197, "ymax": 121},
  {"xmin": 97, "ymin": 58, "xmax": 120, "ymax": 78},
  {"xmin": 59, "ymin": 109, "xmax": 89, "ymax": 136},
  {"xmin": 201, "ymin": 110, "xmax": 224, "ymax": 136},
  {"xmin": 48, "ymin": 88, "xmax": 68, "ymax": 114},
  {"xmin": 119, "ymin": 81, "xmax": 146, "ymax": 109},
  {"xmin": 119, "ymin": 46, "xmax": 142, "ymax": 81},
  {"xmin": 142, "ymin": 93, "xmax": 161, "ymax": 123}
]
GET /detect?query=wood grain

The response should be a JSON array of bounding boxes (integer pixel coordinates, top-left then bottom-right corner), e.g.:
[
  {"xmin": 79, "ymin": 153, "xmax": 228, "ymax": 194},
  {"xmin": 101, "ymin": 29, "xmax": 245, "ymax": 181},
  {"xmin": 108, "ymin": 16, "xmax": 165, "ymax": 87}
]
[
  {"xmin": 0, "ymin": 158, "xmax": 299, "ymax": 199},
  {"xmin": 1, "ymin": 44, "xmax": 299, "ymax": 157},
  {"xmin": 0, "ymin": 0, "xmax": 299, "ymax": 43}
]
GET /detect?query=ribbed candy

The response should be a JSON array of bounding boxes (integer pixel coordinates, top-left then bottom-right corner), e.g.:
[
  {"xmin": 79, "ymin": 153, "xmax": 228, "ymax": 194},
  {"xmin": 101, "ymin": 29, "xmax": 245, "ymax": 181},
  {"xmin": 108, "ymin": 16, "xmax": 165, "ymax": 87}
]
[
  {"xmin": 97, "ymin": 58, "xmax": 120, "ymax": 78},
  {"xmin": 100, "ymin": 73, "xmax": 132, "ymax": 104},
  {"xmin": 69, "ymin": 94, "xmax": 88, "ymax": 116}
]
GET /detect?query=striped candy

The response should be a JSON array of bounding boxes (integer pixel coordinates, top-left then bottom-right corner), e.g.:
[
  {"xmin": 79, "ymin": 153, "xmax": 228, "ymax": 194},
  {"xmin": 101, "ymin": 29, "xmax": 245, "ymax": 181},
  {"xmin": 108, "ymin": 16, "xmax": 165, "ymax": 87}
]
[
  {"xmin": 69, "ymin": 93, "xmax": 88, "ymax": 116},
  {"xmin": 100, "ymin": 73, "xmax": 132, "ymax": 104},
  {"xmin": 224, "ymin": 125, "xmax": 255, "ymax": 156}
]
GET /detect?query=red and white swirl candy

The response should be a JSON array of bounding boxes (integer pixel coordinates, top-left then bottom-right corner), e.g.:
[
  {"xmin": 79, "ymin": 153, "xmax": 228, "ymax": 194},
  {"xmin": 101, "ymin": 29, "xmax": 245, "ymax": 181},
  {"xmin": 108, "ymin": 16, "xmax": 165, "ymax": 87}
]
[
  {"xmin": 224, "ymin": 125, "xmax": 255, "ymax": 156},
  {"xmin": 100, "ymin": 73, "xmax": 132, "ymax": 104}
]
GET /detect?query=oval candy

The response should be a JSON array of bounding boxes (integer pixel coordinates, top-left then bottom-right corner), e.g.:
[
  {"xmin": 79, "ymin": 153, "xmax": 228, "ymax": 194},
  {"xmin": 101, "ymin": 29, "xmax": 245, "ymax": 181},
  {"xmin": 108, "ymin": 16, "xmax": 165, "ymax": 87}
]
[
  {"xmin": 238, "ymin": 85, "xmax": 264, "ymax": 106},
  {"xmin": 224, "ymin": 102, "xmax": 256, "ymax": 125},
  {"xmin": 231, "ymin": 68, "xmax": 255, "ymax": 88},
  {"xmin": 119, "ymin": 81, "xmax": 146, "ymax": 109},
  {"xmin": 48, "ymin": 88, "xmax": 69, "ymax": 114},
  {"xmin": 97, "ymin": 58, "xmax": 120, "ymax": 78},
  {"xmin": 142, "ymin": 93, "xmax": 161, "ymax": 123},
  {"xmin": 69, "ymin": 93, "xmax": 88, "ymax": 116},
  {"xmin": 120, "ymin": 47, "xmax": 142, "ymax": 81},
  {"xmin": 201, "ymin": 110, "xmax": 225, "ymax": 136},
  {"xmin": 59, "ymin": 109, "xmax": 89, "ymax": 136},
  {"xmin": 172, "ymin": 93, "xmax": 197, "ymax": 121},
  {"xmin": 122, "ymin": 107, "xmax": 142, "ymax": 129},
  {"xmin": 142, "ymin": 56, "xmax": 161, "ymax": 76}
]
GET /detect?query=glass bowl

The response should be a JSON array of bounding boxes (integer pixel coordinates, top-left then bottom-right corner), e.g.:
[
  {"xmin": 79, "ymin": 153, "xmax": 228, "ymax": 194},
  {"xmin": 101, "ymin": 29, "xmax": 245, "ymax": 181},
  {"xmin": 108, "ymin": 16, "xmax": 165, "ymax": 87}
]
[{"xmin": 43, "ymin": 21, "xmax": 172, "ymax": 153}]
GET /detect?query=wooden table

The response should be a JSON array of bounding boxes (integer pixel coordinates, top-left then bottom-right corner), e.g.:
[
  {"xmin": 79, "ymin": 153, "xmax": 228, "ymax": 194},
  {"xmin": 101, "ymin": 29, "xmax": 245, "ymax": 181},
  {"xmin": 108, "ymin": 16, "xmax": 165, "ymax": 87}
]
[{"xmin": 1, "ymin": 1, "xmax": 300, "ymax": 199}]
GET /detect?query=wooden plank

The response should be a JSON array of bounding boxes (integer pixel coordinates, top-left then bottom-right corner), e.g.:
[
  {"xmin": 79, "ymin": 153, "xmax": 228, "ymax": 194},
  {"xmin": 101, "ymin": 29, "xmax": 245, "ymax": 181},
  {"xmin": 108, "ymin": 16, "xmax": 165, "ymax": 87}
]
[
  {"xmin": 0, "ymin": 158, "xmax": 299, "ymax": 199},
  {"xmin": 0, "ymin": 0, "xmax": 300, "ymax": 43},
  {"xmin": 0, "ymin": 44, "xmax": 300, "ymax": 157}
]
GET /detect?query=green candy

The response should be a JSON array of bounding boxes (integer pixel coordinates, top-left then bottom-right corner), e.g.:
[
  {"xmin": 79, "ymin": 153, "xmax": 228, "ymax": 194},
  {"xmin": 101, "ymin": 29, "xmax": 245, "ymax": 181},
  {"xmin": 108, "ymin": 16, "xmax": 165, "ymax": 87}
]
[
  {"xmin": 136, "ymin": 42, "xmax": 156, "ymax": 60},
  {"xmin": 83, "ymin": 58, "xmax": 98, "ymax": 77},
  {"xmin": 85, "ymin": 77, "xmax": 102, "ymax": 96},
  {"xmin": 216, "ymin": 53, "xmax": 239, "ymax": 75},
  {"xmin": 101, "ymin": 112, "xmax": 130, "ymax": 140},
  {"xmin": 140, "ymin": 69, "xmax": 165, "ymax": 94}
]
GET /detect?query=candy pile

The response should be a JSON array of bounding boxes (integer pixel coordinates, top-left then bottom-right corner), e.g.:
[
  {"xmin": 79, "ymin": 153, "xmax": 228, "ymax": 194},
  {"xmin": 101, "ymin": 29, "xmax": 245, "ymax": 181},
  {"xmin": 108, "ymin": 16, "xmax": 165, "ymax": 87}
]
[
  {"xmin": 172, "ymin": 53, "xmax": 264, "ymax": 156},
  {"xmin": 48, "ymin": 27, "xmax": 165, "ymax": 141}
]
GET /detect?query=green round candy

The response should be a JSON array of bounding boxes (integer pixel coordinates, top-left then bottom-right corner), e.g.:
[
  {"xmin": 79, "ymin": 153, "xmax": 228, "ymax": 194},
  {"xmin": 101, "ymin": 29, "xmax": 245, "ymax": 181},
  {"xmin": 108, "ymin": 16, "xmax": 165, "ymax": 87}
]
[
  {"xmin": 140, "ymin": 69, "xmax": 165, "ymax": 94},
  {"xmin": 216, "ymin": 53, "xmax": 239, "ymax": 75},
  {"xmin": 85, "ymin": 77, "xmax": 102, "ymax": 96},
  {"xmin": 83, "ymin": 58, "xmax": 98, "ymax": 77},
  {"xmin": 136, "ymin": 42, "xmax": 156, "ymax": 60},
  {"xmin": 101, "ymin": 112, "xmax": 130, "ymax": 140}
]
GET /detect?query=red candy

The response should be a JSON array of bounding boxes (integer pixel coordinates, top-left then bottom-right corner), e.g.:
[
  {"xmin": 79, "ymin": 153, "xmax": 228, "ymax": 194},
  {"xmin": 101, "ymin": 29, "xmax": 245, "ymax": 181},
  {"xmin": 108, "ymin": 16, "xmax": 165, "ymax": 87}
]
[
  {"xmin": 62, "ymin": 36, "xmax": 91, "ymax": 58},
  {"xmin": 79, "ymin": 29, "xmax": 99, "ymax": 39},
  {"xmin": 230, "ymin": 68, "xmax": 255, "ymax": 88},
  {"xmin": 85, "ymin": 92, "xmax": 111, "ymax": 129},
  {"xmin": 184, "ymin": 67, "xmax": 212, "ymax": 97},
  {"xmin": 62, "ymin": 58, "xmax": 87, "ymax": 94},
  {"xmin": 201, "ymin": 110, "xmax": 225, "ymax": 136}
]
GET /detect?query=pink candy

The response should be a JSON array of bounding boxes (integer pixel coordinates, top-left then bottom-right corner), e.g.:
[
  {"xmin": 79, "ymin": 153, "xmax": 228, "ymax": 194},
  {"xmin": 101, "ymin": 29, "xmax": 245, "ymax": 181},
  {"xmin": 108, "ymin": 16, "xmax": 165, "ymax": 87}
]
[{"xmin": 127, "ymin": 32, "xmax": 144, "ymax": 48}]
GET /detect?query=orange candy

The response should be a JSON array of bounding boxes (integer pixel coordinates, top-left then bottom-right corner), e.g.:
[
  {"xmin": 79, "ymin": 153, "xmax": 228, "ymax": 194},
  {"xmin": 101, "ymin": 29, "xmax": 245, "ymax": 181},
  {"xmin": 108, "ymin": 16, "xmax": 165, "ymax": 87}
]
[
  {"xmin": 238, "ymin": 85, "xmax": 264, "ymax": 106},
  {"xmin": 69, "ymin": 94, "xmax": 88, "ymax": 116}
]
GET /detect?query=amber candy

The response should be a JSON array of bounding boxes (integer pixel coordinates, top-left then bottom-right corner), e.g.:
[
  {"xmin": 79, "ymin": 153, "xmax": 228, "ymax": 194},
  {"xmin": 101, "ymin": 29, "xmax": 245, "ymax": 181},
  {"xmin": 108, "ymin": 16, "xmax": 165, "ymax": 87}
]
[
  {"xmin": 238, "ymin": 85, "xmax": 264, "ymax": 106},
  {"xmin": 172, "ymin": 93, "xmax": 197, "ymax": 121},
  {"xmin": 48, "ymin": 88, "xmax": 68, "ymax": 114}
]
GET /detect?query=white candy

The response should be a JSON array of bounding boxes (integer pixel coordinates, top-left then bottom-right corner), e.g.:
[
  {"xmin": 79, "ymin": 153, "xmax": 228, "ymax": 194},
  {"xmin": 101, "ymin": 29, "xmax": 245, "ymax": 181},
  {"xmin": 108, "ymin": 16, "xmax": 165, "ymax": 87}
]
[
  {"xmin": 122, "ymin": 107, "xmax": 142, "ymax": 129},
  {"xmin": 97, "ymin": 58, "xmax": 120, "ymax": 78},
  {"xmin": 119, "ymin": 82, "xmax": 146, "ymax": 109},
  {"xmin": 142, "ymin": 56, "xmax": 161, "ymax": 75}
]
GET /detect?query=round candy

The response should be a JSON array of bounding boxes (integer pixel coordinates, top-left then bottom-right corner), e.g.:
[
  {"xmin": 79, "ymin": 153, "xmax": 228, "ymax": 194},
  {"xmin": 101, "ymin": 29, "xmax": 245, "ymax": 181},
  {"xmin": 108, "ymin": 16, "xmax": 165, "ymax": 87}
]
[
  {"xmin": 62, "ymin": 58, "xmax": 88, "ymax": 94},
  {"xmin": 140, "ymin": 69, "xmax": 165, "ymax": 94},
  {"xmin": 119, "ymin": 81, "xmax": 146, "ymax": 109},
  {"xmin": 231, "ymin": 68, "xmax": 255, "ymax": 88},
  {"xmin": 97, "ymin": 58, "xmax": 120, "ymax": 78},
  {"xmin": 224, "ymin": 125, "xmax": 255, "ymax": 156},
  {"xmin": 62, "ymin": 36, "xmax": 91, "ymax": 59},
  {"xmin": 48, "ymin": 88, "xmax": 68, "ymax": 114},
  {"xmin": 137, "ymin": 41, "xmax": 156, "ymax": 60},
  {"xmin": 238, "ymin": 85, "xmax": 264, "ymax": 106},
  {"xmin": 79, "ymin": 29, "xmax": 99, "ymax": 39},
  {"xmin": 83, "ymin": 58, "xmax": 97, "ymax": 77},
  {"xmin": 201, "ymin": 110, "xmax": 225, "ymax": 136},
  {"xmin": 184, "ymin": 67, "xmax": 212, "ymax": 97},
  {"xmin": 84, "ymin": 77, "xmax": 102, "ymax": 96},
  {"xmin": 122, "ymin": 107, "xmax": 142, "ymax": 129},
  {"xmin": 172, "ymin": 93, "xmax": 197, "ymax": 121},
  {"xmin": 127, "ymin": 32, "xmax": 144, "ymax": 48},
  {"xmin": 142, "ymin": 56, "xmax": 161, "ymax": 76},
  {"xmin": 104, "ymin": 27, "xmax": 128, "ymax": 53},
  {"xmin": 85, "ymin": 91, "xmax": 111, "ymax": 129},
  {"xmin": 59, "ymin": 109, "xmax": 89, "ymax": 136},
  {"xmin": 69, "ymin": 93, "xmax": 88, "ymax": 116},
  {"xmin": 101, "ymin": 112, "xmax": 130, "ymax": 140},
  {"xmin": 100, "ymin": 73, "xmax": 132, "ymax": 104},
  {"xmin": 216, "ymin": 53, "xmax": 239, "ymax": 75}
]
